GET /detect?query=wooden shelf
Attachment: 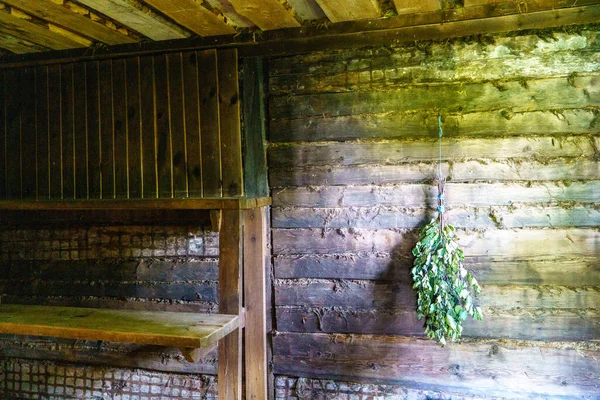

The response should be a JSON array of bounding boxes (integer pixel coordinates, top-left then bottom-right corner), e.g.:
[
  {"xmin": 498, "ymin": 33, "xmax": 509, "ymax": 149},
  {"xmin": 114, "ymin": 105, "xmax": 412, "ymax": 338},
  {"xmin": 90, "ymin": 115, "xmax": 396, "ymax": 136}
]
[
  {"xmin": 0, "ymin": 197, "xmax": 271, "ymax": 211},
  {"xmin": 0, "ymin": 305, "xmax": 239, "ymax": 349}
]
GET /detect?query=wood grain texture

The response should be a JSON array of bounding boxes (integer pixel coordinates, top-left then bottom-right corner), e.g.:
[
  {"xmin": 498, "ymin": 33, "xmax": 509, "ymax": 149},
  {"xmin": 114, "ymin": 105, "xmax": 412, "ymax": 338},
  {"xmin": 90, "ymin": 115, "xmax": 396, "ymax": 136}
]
[
  {"xmin": 167, "ymin": 52, "xmax": 187, "ymax": 198},
  {"xmin": 218, "ymin": 209, "xmax": 243, "ymax": 400},
  {"xmin": 0, "ymin": 304, "xmax": 239, "ymax": 349},
  {"xmin": 273, "ymin": 333, "xmax": 600, "ymax": 397},
  {"xmin": 0, "ymin": 32, "xmax": 49, "ymax": 54},
  {"xmin": 20, "ymin": 68, "xmax": 36, "ymax": 199},
  {"xmin": 241, "ymin": 58, "xmax": 269, "ymax": 198},
  {"xmin": 2, "ymin": 0, "xmax": 136, "ymax": 45},
  {"xmin": 143, "ymin": 0, "xmax": 235, "ymax": 36},
  {"xmin": 111, "ymin": 59, "xmax": 128, "ymax": 198},
  {"xmin": 125, "ymin": 57, "xmax": 142, "ymax": 199},
  {"xmin": 182, "ymin": 52, "xmax": 202, "ymax": 197},
  {"xmin": 73, "ymin": 62, "xmax": 88, "ymax": 199},
  {"xmin": 286, "ymin": 0, "xmax": 326, "ymax": 20},
  {"xmin": 244, "ymin": 207, "xmax": 269, "ymax": 400},
  {"xmin": 139, "ymin": 56, "xmax": 157, "ymax": 199},
  {"xmin": 217, "ymin": 49, "xmax": 243, "ymax": 196},
  {"xmin": 197, "ymin": 49, "xmax": 222, "ymax": 197},
  {"xmin": 392, "ymin": 0, "xmax": 441, "ymax": 15},
  {"xmin": 315, "ymin": 0, "xmax": 380, "ymax": 22},
  {"xmin": 76, "ymin": 0, "xmax": 189, "ymax": 40},
  {"xmin": 227, "ymin": 0, "xmax": 300, "ymax": 30},
  {"xmin": 0, "ymin": 10, "xmax": 83, "ymax": 50},
  {"xmin": 98, "ymin": 60, "xmax": 114, "ymax": 199},
  {"xmin": 4, "ymin": 68, "xmax": 21, "ymax": 199},
  {"xmin": 85, "ymin": 61, "xmax": 101, "ymax": 199},
  {"xmin": 153, "ymin": 54, "xmax": 172, "ymax": 198}
]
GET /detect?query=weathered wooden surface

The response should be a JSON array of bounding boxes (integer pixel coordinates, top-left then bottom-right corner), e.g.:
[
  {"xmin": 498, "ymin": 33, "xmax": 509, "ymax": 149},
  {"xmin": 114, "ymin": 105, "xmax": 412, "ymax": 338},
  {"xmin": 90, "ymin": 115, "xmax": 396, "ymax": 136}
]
[
  {"xmin": 142, "ymin": 0, "xmax": 235, "ymax": 36},
  {"xmin": 227, "ymin": 0, "xmax": 300, "ymax": 30},
  {"xmin": 2, "ymin": 0, "xmax": 135, "ymax": 45},
  {"xmin": 286, "ymin": 0, "xmax": 326, "ymax": 20},
  {"xmin": 268, "ymin": 29, "xmax": 600, "ymax": 396},
  {"xmin": 315, "ymin": 0, "xmax": 380, "ymax": 22},
  {"xmin": 76, "ymin": 0, "xmax": 189, "ymax": 40},
  {"xmin": 273, "ymin": 333, "xmax": 600, "ymax": 398},
  {"xmin": 393, "ymin": 0, "xmax": 441, "ymax": 15},
  {"xmin": 0, "ymin": 10, "xmax": 82, "ymax": 50},
  {"xmin": 0, "ymin": 304, "xmax": 238, "ymax": 349}
]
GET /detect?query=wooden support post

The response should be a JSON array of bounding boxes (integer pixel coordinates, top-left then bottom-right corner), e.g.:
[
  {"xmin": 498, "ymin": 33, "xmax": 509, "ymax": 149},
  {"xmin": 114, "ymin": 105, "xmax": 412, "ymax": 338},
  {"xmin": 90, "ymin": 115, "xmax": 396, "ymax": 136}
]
[
  {"xmin": 218, "ymin": 209, "xmax": 243, "ymax": 400},
  {"xmin": 244, "ymin": 207, "xmax": 269, "ymax": 399}
]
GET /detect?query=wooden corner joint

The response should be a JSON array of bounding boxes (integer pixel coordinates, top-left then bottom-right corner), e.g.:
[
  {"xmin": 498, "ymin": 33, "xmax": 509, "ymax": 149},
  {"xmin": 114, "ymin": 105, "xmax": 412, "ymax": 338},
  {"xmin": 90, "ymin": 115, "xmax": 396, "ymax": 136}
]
[
  {"xmin": 239, "ymin": 307, "xmax": 246, "ymax": 329},
  {"xmin": 180, "ymin": 343, "xmax": 217, "ymax": 363}
]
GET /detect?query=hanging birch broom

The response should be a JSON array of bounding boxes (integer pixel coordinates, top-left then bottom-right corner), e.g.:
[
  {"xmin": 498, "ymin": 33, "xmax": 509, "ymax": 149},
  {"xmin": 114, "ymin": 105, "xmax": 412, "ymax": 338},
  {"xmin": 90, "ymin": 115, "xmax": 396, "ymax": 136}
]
[{"xmin": 411, "ymin": 116, "xmax": 483, "ymax": 345}]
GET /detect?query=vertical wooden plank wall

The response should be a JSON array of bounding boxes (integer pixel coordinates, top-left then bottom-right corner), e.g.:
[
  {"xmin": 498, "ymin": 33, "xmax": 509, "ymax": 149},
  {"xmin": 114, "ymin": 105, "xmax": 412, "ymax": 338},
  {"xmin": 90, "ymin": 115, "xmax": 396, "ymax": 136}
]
[{"xmin": 0, "ymin": 49, "xmax": 242, "ymax": 200}]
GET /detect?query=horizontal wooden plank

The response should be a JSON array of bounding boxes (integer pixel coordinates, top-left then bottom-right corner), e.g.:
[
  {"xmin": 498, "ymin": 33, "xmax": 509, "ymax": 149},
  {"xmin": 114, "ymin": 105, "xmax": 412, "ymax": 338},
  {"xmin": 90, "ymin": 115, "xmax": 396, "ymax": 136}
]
[
  {"xmin": 274, "ymin": 254, "xmax": 600, "ymax": 286},
  {"xmin": 268, "ymin": 30, "xmax": 600, "ymax": 77},
  {"xmin": 286, "ymin": 0, "xmax": 326, "ymax": 20},
  {"xmin": 393, "ymin": 0, "xmax": 441, "ymax": 15},
  {"xmin": 0, "ymin": 197, "xmax": 271, "ymax": 210},
  {"xmin": 0, "ymin": 304, "xmax": 238, "ymax": 348},
  {"xmin": 276, "ymin": 307, "xmax": 600, "ymax": 341},
  {"xmin": 268, "ymin": 135, "xmax": 595, "ymax": 167},
  {"xmin": 272, "ymin": 227, "xmax": 600, "ymax": 257},
  {"xmin": 272, "ymin": 205, "xmax": 600, "ymax": 229},
  {"xmin": 269, "ymin": 75, "xmax": 600, "ymax": 119},
  {"xmin": 270, "ymin": 159, "xmax": 600, "ymax": 187},
  {"xmin": 273, "ymin": 332, "xmax": 600, "ymax": 397},
  {"xmin": 2, "ymin": 0, "xmax": 136, "ymax": 45},
  {"xmin": 76, "ymin": 0, "xmax": 189, "ymax": 41},
  {"xmin": 227, "ymin": 0, "xmax": 300, "ymax": 30},
  {"xmin": 275, "ymin": 281, "xmax": 600, "ymax": 310},
  {"xmin": 269, "ymin": 50, "xmax": 600, "ymax": 96},
  {"xmin": 273, "ymin": 181, "xmax": 600, "ymax": 208},
  {"xmin": 269, "ymin": 109, "xmax": 600, "ymax": 142},
  {"xmin": 0, "ymin": 334, "xmax": 216, "ymax": 374}
]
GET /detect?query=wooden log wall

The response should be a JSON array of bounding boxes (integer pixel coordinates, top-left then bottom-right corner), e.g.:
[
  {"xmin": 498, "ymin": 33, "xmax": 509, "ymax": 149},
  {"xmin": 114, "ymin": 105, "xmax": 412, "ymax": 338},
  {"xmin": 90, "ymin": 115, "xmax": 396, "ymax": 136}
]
[
  {"xmin": 268, "ymin": 29, "xmax": 600, "ymax": 398},
  {"xmin": 0, "ymin": 49, "xmax": 243, "ymax": 200}
]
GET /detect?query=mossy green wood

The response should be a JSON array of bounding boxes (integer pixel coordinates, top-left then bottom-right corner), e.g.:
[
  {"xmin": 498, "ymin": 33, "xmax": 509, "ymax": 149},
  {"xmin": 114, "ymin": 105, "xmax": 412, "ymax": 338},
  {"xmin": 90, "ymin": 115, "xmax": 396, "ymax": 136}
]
[{"xmin": 0, "ymin": 305, "xmax": 239, "ymax": 349}]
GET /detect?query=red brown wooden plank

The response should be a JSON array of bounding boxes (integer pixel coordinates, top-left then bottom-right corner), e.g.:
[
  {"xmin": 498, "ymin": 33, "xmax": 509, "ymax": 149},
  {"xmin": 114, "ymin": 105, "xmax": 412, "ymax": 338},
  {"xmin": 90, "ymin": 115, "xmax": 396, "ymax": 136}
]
[
  {"xmin": 46, "ymin": 65, "xmax": 62, "ymax": 199},
  {"xmin": 197, "ymin": 49, "xmax": 221, "ymax": 198},
  {"xmin": 111, "ymin": 59, "xmax": 128, "ymax": 199},
  {"xmin": 139, "ymin": 56, "xmax": 157, "ymax": 199},
  {"xmin": 73, "ymin": 63, "xmax": 88, "ymax": 199},
  {"xmin": 60, "ymin": 63, "xmax": 75, "ymax": 199},
  {"xmin": 20, "ymin": 68, "xmax": 36, "ymax": 199},
  {"xmin": 153, "ymin": 54, "xmax": 172, "ymax": 198},
  {"xmin": 167, "ymin": 52, "xmax": 187, "ymax": 198},
  {"xmin": 85, "ymin": 61, "xmax": 101, "ymax": 199},
  {"xmin": 4, "ymin": 68, "xmax": 22, "ymax": 199},
  {"xmin": 217, "ymin": 49, "xmax": 243, "ymax": 196},
  {"xmin": 182, "ymin": 51, "xmax": 202, "ymax": 198},
  {"xmin": 34, "ymin": 66, "xmax": 49, "ymax": 200},
  {"xmin": 125, "ymin": 57, "xmax": 142, "ymax": 199},
  {"xmin": 0, "ymin": 70, "xmax": 6, "ymax": 198},
  {"xmin": 98, "ymin": 60, "xmax": 114, "ymax": 199}
]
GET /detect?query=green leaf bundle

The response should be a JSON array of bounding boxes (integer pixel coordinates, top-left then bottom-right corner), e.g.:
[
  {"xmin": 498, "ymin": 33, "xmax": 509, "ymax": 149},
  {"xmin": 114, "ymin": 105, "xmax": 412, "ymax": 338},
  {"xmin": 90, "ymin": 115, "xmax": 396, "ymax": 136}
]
[{"xmin": 411, "ymin": 219, "xmax": 482, "ymax": 345}]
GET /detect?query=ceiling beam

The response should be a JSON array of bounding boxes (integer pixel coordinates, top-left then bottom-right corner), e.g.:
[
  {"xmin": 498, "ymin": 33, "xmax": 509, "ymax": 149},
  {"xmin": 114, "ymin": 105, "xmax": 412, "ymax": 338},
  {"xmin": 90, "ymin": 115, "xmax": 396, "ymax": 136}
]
[
  {"xmin": 0, "ymin": 33, "xmax": 50, "ymax": 54},
  {"xmin": 393, "ymin": 0, "xmax": 442, "ymax": 15},
  {"xmin": 76, "ymin": 0, "xmax": 190, "ymax": 40},
  {"xmin": 2, "ymin": 0, "xmax": 136, "ymax": 45},
  {"xmin": 205, "ymin": 0, "xmax": 255, "ymax": 28},
  {"xmin": 0, "ymin": 9, "xmax": 83, "ymax": 50},
  {"xmin": 286, "ymin": 0, "xmax": 327, "ymax": 21},
  {"xmin": 142, "ymin": 0, "xmax": 235, "ymax": 36},
  {"xmin": 227, "ymin": 0, "xmax": 301, "ymax": 30},
  {"xmin": 315, "ymin": 0, "xmax": 381, "ymax": 22},
  {"xmin": 0, "ymin": 2, "xmax": 598, "ymax": 67}
]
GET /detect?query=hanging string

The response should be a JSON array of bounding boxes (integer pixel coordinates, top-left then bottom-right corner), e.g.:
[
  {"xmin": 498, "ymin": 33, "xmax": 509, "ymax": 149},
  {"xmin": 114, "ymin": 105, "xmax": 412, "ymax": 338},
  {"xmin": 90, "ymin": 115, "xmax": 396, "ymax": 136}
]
[{"xmin": 437, "ymin": 115, "xmax": 445, "ymax": 230}]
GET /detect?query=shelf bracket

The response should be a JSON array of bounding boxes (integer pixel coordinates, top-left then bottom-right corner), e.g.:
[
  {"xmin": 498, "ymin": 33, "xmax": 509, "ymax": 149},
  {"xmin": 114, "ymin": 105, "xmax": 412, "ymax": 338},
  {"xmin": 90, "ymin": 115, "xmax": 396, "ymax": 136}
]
[{"xmin": 180, "ymin": 343, "xmax": 217, "ymax": 363}]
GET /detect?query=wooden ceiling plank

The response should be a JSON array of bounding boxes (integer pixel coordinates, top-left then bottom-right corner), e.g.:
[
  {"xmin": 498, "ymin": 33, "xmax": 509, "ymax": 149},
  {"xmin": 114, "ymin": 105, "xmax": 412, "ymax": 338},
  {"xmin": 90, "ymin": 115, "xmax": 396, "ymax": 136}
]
[
  {"xmin": 315, "ymin": 0, "xmax": 381, "ymax": 22},
  {"xmin": 0, "ymin": 33, "xmax": 50, "ymax": 54},
  {"xmin": 464, "ymin": 0, "xmax": 505, "ymax": 5},
  {"xmin": 393, "ymin": 0, "xmax": 441, "ymax": 15},
  {"xmin": 143, "ymin": 0, "xmax": 235, "ymax": 36},
  {"xmin": 205, "ymin": 0, "xmax": 255, "ymax": 28},
  {"xmin": 2, "ymin": 0, "xmax": 136, "ymax": 45},
  {"xmin": 76, "ymin": 0, "xmax": 190, "ymax": 41},
  {"xmin": 0, "ymin": 11, "xmax": 83, "ymax": 50},
  {"xmin": 227, "ymin": 0, "xmax": 301, "ymax": 30},
  {"xmin": 287, "ymin": 0, "xmax": 327, "ymax": 21}
]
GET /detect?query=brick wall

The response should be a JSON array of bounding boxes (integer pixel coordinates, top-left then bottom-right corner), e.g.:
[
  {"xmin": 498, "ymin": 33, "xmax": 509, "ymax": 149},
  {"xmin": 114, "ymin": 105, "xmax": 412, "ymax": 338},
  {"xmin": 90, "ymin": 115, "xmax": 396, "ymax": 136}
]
[{"xmin": 0, "ymin": 212, "xmax": 220, "ymax": 398}]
